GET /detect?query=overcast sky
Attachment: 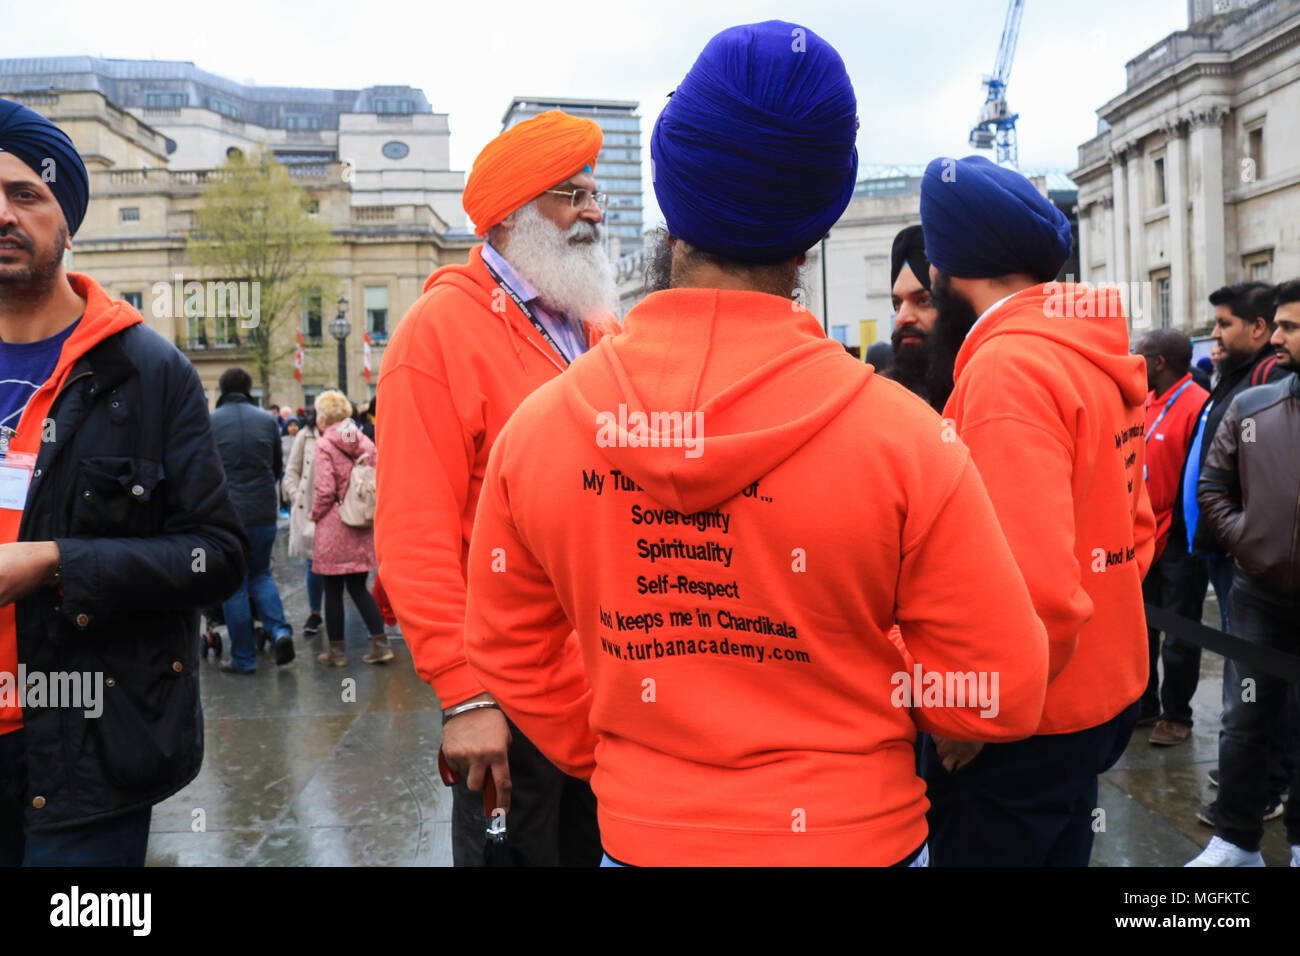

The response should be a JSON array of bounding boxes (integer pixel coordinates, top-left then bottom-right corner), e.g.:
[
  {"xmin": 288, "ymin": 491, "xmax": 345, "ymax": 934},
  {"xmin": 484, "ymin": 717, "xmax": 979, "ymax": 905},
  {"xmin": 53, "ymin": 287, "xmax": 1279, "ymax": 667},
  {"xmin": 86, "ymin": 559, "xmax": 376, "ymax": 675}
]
[{"xmin": 5, "ymin": 0, "xmax": 1189, "ymax": 228}]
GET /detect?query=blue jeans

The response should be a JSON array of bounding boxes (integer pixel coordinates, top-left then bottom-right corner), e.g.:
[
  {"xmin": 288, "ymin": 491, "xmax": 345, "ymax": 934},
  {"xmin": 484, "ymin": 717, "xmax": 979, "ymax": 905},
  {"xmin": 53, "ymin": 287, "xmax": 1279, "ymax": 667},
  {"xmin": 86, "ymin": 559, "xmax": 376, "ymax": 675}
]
[
  {"xmin": 0, "ymin": 729, "xmax": 152, "ymax": 866},
  {"xmin": 305, "ymin": 558, "xmax": 324, "ymax": 614},
  {"xmin": 222, "ymin": 521, "xmax": 291, "ymax": 670}
]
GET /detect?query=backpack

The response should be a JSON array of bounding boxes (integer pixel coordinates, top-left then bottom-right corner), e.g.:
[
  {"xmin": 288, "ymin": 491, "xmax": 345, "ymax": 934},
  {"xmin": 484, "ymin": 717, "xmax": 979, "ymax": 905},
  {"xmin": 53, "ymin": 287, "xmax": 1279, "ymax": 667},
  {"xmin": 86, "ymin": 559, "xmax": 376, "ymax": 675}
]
[{"xmin": 338, "ymin": 451, "xmax": 377, "ymax": 528}]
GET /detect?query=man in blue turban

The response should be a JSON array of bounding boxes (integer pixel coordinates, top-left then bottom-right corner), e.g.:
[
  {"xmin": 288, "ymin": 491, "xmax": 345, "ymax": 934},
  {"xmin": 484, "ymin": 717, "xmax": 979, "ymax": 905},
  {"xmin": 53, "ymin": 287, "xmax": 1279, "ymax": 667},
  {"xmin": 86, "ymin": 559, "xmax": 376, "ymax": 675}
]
[
  {"xmin": 917, "ymin": 154, "xmax": 1157, "ymax": 867},
  {"xmin": 0, "ymin": 97, "xmax": 247, "ymax": 866},
  {"xmin": 645, "ymin": 19, "xmax": 858, "ymax": 288}
]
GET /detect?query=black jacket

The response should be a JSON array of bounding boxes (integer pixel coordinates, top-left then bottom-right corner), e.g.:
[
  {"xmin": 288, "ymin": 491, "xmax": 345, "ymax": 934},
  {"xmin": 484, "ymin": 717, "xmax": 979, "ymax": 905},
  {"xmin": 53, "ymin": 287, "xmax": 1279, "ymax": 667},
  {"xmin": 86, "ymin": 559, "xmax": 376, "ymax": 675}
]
[
  {"xmin": 210, "ymin": 392, "xmax": 283, "ymax": 529},
  {"xmin": 16, "ymin": 318, "xmax": 246, "ymax": 832}
]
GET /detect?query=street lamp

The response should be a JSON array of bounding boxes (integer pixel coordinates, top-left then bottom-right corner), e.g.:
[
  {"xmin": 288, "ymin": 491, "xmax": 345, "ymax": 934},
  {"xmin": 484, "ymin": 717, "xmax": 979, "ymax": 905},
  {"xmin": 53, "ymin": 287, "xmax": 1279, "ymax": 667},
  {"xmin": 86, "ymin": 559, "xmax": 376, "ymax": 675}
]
[{"xmin": 330, "ymin": 296, "xmax": 350, "ymax": 392}]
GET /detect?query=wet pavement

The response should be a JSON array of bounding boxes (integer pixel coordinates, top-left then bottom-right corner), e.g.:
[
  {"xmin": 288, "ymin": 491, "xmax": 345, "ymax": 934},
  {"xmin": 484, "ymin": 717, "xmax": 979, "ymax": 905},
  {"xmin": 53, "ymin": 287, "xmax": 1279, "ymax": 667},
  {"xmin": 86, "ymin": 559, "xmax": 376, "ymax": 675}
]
[{"xmin": 146, "ymin": 523, "xmax": 1292, "ymax": 866}]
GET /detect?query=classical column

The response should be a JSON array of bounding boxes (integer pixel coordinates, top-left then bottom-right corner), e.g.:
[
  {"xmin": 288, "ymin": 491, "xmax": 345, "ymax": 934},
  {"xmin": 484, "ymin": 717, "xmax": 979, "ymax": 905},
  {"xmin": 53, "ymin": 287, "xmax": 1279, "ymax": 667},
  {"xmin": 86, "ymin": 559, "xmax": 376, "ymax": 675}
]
[
  {"xmin": 1076, "ymin": 204, "xmax": 1090, "ymax": 284},
  {"xmin": 1108, "ymin": 146, "xmax": 1128, "ymax": 290},
  {"xmin": 1188, "ymin": 104, "xmax": 1228, "ymax": 309},
  {"xmin": 1126, "ymin": 139, "xmax": 1146, "ymax": 297},
  {"xmin": 1162, "ymin": 118, "xmax": 1190, "ymax": 329}
]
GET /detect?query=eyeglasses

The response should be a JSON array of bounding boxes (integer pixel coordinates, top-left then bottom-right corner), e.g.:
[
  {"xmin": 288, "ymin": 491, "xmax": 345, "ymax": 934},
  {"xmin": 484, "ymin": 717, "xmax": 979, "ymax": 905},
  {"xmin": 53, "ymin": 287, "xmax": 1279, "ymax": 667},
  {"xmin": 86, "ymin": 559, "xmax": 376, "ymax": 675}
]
[{"xmin": 546, "ymin": 187, "xmax": 608, "ymax": 212}]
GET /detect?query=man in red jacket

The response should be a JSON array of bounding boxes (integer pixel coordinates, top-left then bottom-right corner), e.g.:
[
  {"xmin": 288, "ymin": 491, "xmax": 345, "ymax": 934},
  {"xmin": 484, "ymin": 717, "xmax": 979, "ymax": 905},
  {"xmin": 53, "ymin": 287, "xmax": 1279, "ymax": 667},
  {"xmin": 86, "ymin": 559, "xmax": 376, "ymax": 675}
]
[
  {"xmin": 1134, "ymin": 329, "xmax": 1209, "ymax": 746},
  {"xmin": 375, "ymin": 110, "xmax": 618, "ymax": 866},
  {"xmin": 918, "ymin": 155, "xmax": 1156, "ymax": 866}
]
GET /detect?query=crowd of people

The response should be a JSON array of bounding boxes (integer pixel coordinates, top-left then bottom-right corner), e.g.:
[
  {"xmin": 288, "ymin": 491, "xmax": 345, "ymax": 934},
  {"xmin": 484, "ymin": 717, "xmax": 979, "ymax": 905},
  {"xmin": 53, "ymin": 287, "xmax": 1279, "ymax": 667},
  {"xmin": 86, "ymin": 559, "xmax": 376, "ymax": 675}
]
[{"xmin": 0, "ymin": 17, "xmax": 1295, "ymax": 868}]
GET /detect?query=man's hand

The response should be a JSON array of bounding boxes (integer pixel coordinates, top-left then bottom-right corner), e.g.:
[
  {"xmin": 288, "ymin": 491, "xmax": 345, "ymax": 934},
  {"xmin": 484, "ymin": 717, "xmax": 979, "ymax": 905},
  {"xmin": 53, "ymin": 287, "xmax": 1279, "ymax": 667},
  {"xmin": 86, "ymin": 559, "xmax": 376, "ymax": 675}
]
[
  {"xmin": 442, "ymin": 694, "xmax": 513, "ymax": 814},
  {"xmin": 0, "ymin": 541, "xmax": 60, "ymax": 606},
  {"xmin": 933, "ymin": 736, "xmax": 984, "ymax": 774}
]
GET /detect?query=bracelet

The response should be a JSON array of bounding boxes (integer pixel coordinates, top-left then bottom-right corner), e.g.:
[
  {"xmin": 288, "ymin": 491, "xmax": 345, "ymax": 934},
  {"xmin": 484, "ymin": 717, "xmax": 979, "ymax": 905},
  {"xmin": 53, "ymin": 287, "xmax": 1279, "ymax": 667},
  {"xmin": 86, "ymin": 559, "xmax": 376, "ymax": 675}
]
[{"xmin": 442, "ymin": 700, "xmax": 500, "ymax": 725}]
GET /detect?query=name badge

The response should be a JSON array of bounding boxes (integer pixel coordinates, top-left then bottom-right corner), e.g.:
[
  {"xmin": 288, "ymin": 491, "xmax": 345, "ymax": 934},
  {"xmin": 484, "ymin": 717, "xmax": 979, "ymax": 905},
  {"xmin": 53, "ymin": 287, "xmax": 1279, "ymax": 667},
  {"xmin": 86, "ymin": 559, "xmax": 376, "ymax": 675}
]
[{"xmin": 0, "ymin": 451, "xmax": 36, "ymax": 512}]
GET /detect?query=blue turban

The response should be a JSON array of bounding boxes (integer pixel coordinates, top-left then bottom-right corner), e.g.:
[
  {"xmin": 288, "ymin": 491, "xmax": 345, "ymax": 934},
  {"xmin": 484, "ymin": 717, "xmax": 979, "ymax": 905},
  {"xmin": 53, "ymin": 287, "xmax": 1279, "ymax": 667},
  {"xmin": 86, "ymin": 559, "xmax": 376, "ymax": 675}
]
[
  {"xmin": 651, "ymin": 20, "xmax": 858, "ymax": 263},
  {"xmin": 920, "ymin": 155, "xmax": 1072, "ymax": 283},
  {"xmin": 0, "ymin": 97, "xmax": 90, "ymax": 237}
]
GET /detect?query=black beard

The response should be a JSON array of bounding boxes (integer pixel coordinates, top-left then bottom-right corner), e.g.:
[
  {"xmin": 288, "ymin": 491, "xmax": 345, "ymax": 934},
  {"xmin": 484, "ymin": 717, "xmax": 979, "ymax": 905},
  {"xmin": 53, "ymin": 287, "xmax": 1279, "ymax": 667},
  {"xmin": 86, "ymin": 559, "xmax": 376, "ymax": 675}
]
[
  {"xmin": 923, "ymin": 271, "xmax": 979, "ymax": 412},
  {"xmin": 886, "ymin": 327, "xmax": 934, "ymax": 406},
  {"xmin": 644, "ymin": 228, "xmax": 673, "ymax": 294},
  {"xmin": 0, "ymin": 224, "xmax": 67, "ymax": 306}
]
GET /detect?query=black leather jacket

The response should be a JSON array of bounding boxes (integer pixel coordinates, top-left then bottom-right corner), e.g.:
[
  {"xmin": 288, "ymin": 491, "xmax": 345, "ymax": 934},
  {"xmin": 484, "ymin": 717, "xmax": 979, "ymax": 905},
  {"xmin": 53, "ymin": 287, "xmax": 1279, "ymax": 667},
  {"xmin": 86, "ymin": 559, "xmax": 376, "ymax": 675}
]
[{"xmin": 1199, "ymin": 371, "xmax": 1300, "ymax": 599}]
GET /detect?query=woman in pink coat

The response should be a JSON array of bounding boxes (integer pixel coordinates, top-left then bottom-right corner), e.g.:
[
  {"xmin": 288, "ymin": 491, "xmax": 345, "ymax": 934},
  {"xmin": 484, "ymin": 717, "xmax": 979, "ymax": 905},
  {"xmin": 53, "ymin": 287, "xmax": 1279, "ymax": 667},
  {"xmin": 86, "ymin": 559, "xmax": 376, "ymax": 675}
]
[{"xmin": 310, "ymin": 390, "xmax": 392, "ymax": 666}]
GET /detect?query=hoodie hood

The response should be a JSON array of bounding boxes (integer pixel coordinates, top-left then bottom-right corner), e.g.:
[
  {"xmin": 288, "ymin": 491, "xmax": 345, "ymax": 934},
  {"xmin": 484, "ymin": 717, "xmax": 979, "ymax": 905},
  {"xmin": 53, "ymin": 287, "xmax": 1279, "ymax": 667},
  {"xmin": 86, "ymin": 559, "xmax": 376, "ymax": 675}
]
[
  {"xmin": 322, "ymin": 421, "xmax": 373, "ymax": 461},
  {"xmin": 956, "ymin": 282, "xmax": 1148, "ymax": 408},
  {"xmin": 562, "ymin": 288, "xmax": 870, "ymax": 515}
]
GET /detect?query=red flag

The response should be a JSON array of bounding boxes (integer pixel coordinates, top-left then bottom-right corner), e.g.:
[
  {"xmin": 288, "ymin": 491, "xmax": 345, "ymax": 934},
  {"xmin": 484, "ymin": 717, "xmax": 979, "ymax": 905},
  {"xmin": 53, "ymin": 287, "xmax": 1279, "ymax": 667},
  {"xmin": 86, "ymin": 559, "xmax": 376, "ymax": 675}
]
[
  {"xmin": 363, "ymin": 332, "xmax": 372, "ymax": 382},
  {"xmin": 294, "ymin": 332, "xmax": 305, "ymax": 383}
]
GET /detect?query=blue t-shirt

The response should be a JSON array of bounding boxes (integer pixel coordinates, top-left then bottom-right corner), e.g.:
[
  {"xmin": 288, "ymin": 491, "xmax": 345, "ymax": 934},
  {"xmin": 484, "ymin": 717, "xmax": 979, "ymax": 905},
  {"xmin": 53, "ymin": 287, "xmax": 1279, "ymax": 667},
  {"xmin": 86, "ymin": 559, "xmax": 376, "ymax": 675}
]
[{"xmin": 0, "ymin": 318, "xmax": 81, "ymax": 437}]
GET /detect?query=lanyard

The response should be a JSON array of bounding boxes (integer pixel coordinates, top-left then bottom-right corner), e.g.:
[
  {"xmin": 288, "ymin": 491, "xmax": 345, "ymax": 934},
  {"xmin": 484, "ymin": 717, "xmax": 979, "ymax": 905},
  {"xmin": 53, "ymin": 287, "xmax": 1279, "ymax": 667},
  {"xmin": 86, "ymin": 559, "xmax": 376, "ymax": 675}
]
[
  {"xmin": 480, "ymin": 257, "xmax": 572, "ymax": 367},
  {"xmin": 1145, "ymin": 378, "xmax": 1195, "ymax": 443}
]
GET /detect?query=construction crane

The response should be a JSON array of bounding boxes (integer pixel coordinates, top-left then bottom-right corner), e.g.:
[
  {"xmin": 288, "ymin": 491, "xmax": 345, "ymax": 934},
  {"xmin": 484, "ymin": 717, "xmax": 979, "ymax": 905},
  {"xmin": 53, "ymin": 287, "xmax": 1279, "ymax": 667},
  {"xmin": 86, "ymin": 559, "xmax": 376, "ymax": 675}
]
[{"xmin": 969, "ymin": 0, "xmax": 1026, "ymax": 167}]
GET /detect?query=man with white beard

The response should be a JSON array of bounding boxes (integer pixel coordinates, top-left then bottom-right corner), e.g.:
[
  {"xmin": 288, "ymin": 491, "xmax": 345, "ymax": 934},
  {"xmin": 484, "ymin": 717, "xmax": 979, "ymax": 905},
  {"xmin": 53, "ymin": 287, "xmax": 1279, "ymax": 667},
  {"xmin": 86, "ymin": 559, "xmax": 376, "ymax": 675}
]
[{"xmin": 375, "ymin": 110, "xmax": 618, "ymax": 866}]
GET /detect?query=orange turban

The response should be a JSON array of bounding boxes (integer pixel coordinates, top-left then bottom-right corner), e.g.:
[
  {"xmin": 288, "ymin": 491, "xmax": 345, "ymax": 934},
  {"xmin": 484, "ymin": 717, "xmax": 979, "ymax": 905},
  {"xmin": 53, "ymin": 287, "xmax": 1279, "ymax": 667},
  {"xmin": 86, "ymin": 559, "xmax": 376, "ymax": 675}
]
[{"xmin": 463, "ymin": 110, "xmax": 603, "ymax": 236}]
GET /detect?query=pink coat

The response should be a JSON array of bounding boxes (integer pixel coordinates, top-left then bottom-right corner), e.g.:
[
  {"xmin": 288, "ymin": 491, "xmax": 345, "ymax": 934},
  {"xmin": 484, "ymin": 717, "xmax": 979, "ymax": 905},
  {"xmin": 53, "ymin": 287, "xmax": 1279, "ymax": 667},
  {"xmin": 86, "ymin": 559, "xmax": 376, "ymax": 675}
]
[{"xmin": 310, "ymin": 422, "xmax": 378, "ymax": 575}]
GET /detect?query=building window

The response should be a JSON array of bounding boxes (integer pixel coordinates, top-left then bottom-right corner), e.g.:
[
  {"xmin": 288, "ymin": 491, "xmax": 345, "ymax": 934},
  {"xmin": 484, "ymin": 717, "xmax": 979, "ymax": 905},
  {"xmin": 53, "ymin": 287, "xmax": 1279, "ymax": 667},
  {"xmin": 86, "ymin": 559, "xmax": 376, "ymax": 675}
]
[
  {"xmin": 209, "ymin": 98, "xmax": 240, "ymax": 119},
  {"xmin": 1244, "ymin": 251, "xmax": 1272, "ymax": 282},
  {"xmin": 286, "ymin": 115, "xmax": 322, "ymax": 130},
  {"xmin": 1247, "ymin": 126, "xmax": 1264, "ymax": 181},
  {"xmin": 302, "ymin": 290, "xmax": 323, "ymax": 343},
  {"xmin": 831, "ymin": 325, "xmax": 849, "ymax": 345},
  {"xmin": 123, "ymin": 292, "xmax": 143, "ymax": 310},
  {"xmin": 364, "ymin": 286, "xmax": 388, "ymax": 341},
  {"xmin": 1152, "ymin": 157, "xmax": 1166, "ymax": 206},
  {"xmin": 306, "ymin": 199, "xmax": 320, "ymax": 216},
  {"xmin": 374, "ymin": 98, "xmax": 413, "ymax": 114},
  {"xmin": 145, "ymin": 92, "xmax": 188, "ymax": 108},
  {"xmin": 213, "ymin": 312, "xmax": 239, "ymax": 346},
  {"xmin": 381, "ymin": 141, "xmax": 410, "ymax": 160},
  {"xmin": 120, "ymin": 207, "xmax": 140, "ymax": 223},
  {"xmin": 249, "ymin": 387, "xmax": 264, "ymax": 408},
  {"xmin": 186, "ymin": 315, "xmax": 207, "ymax": 349},
  {"xmin": 1151, "ymin": 270, "xmax": 1171, "ymax": 329}
]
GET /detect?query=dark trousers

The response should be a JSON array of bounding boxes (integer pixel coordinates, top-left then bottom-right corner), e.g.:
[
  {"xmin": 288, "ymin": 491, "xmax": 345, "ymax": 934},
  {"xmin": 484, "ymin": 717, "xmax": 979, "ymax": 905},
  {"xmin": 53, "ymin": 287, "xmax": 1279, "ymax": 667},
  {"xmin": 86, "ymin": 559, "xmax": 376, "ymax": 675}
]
[
  {"xmin": 322, "ymin": 571, "xmax": 385, "ymax": 643},
  {"xmin": 0, "ymin": 729, "xmax": 151, "ymax": 867},
  {"xmin": 1142, "ymin": 537, "xmax": 1208, "ymax": 725},
  {"xmin": 1215, "ymin": 579, "xmax": 1300, "ymax": 851},
  {"xmin": 451, "ymin": 716, "xmax": 600, "ymax": 866},
  {"xmin": 921, "ymin": 701, "xmax": 1139, "ymax": 866}
]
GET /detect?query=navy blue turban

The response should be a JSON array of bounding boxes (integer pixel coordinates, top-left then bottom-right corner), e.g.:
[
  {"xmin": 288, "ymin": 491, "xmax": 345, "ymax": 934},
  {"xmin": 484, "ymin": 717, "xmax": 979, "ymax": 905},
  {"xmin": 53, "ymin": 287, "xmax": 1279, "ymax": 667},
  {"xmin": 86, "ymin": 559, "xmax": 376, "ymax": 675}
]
[
  {"xmin": 920, "ymin": 155, "xmax": 1072, "ymax": 283},
  {"xmin": 0, "ymin": 97, "xmax": 90, "ymax": 237},
  {"xmin": 651, "ymin": 20, "xmax": 859, "ymax": 263}
]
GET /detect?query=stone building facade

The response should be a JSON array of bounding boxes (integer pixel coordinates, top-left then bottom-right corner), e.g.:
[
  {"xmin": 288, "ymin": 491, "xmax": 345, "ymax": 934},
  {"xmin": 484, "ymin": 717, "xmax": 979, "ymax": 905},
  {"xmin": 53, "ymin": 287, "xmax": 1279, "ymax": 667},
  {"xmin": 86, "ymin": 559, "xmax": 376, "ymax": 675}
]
[
  {"xmin": 1070, "ymin": 0, "xmax": 1300, "ymax": 335},
  {"xmin": 3, "ymin": 87, "xmax": 474, "ymax": 410}
]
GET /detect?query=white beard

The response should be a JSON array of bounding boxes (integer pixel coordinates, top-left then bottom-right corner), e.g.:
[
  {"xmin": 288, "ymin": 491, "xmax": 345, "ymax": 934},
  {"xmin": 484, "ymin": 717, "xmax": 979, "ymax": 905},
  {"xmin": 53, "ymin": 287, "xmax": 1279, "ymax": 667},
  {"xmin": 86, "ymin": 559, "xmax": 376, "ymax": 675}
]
[{"xmin": 501, "ymin": 201, "xmax": 619, "ymax": 322}]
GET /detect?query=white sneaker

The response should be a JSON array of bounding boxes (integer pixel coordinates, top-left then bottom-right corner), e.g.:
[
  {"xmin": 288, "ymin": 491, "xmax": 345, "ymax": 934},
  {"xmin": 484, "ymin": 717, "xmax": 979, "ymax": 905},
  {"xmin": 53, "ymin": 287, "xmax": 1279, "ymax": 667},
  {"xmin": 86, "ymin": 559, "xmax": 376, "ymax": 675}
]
[
  {"xmin": 1291, "ymin": 845, "xmax": 1299, "ymax": 868},
  {"xmin": 1185, "ymin": 835, "xmax": 1265, "ymax": 867}
]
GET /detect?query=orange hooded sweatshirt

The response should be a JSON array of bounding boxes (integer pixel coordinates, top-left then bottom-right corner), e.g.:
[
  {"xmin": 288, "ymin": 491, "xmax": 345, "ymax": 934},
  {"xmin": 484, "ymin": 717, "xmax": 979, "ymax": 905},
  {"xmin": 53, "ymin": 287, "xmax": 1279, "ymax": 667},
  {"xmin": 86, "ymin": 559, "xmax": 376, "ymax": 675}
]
[
  {"xmin": 374, "ymin": 244, "xmax": 616, "ymax": 709},
  {"xmin": 941, "ymin": 283, "xmax": 1157, "ymax": 737},
  {"xmin": 1, "ymin": 273, "xmax": 142, "ymax": 733},
  {"xmin": 464, "ymin": 289, "xmax": 1049, "ymax": 866}
]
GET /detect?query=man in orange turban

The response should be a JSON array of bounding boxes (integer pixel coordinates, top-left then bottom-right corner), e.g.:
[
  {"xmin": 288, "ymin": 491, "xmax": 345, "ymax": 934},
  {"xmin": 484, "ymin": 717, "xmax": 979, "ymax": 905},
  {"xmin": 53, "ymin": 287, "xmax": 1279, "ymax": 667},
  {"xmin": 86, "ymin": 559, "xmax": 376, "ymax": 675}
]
[{"xmin": 375, "ymin": 109, "xmax": 618, "ymax": 865}]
